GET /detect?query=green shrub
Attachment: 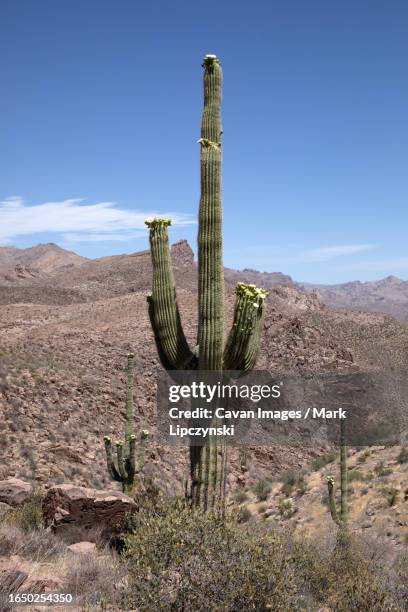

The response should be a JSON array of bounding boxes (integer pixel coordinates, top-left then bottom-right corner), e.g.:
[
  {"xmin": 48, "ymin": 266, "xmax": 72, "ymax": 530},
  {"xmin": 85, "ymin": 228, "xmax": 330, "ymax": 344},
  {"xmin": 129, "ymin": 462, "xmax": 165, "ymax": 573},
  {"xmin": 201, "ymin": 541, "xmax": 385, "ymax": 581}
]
[
  {"xmin": 280, "ymin": 469, "xmax": 307, "ymax": 497},
  {"xmin": 124, "ymin": 500, "xmax": 298, "ymax": 611},
  {"xmin": 311, "ymin": 450, "xmax": 336, "ymax": 471},
  {"xmin": 1, "ymin": 493, "xmax": 44, "ymax": 531},
  {"xmin": 253, "ymin": 478, "xmax": 272, "ymax": 501},
  {"xmin": 278, "ymin": 498, "xmax": 296, "ymax": 519}
]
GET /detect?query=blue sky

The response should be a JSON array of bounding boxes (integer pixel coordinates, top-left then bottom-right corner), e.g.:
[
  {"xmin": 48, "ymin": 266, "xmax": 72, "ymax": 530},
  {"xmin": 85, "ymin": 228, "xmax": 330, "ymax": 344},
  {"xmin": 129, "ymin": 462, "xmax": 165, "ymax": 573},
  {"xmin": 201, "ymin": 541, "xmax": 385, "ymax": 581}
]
[{"xmin": 1, "ymin": 0, "xmax": 407, "ymax": 284}]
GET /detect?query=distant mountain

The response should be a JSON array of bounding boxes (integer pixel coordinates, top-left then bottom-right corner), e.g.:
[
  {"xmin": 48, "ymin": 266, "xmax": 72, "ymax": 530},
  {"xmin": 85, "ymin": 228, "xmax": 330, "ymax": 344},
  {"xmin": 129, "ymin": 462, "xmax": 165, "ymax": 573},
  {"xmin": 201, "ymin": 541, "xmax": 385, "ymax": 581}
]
[
  {"xmin": 224, "ymin": 267, "xmax": 294, "ymax": 290},
  {"xmin": 1, "ymin": 242, "xmax": 407, "ymax": 322},
  {"xmin": 302, "ymin": 276, "xmax": 408, "ymax": 322},
  {"xmin": 0, "ymin": 243, "xmax": 88, "ymax": 282}
]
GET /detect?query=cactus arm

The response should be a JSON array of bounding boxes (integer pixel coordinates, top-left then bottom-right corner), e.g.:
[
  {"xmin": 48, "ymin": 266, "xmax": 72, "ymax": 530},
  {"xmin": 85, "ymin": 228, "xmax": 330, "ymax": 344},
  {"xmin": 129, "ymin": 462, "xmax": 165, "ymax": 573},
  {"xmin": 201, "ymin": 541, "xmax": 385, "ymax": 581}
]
[
  {"xmin": 103, "ymin": 436, "xmax": 122, "ymax": 482},
  {"xmin": 223, "ymin": 284, "xmax": 268, "ymax": 371},
  {"xmin": 145, "ymin": 219, "xmax": 196, "ymax": 370},
  {"xmin": 197, "ymin": 55, "xmax": 224, "ymax": 371},
  {"xmin": 125, "ymin": 434, "xmax": 136, "ymax": 482},
  {"xmin": 115, "ymin": 441, "xmax": 128, "ymax": 482},
  {"xmin": 326, "ymin": 475, "xmax": 340, "ymax": 525}
]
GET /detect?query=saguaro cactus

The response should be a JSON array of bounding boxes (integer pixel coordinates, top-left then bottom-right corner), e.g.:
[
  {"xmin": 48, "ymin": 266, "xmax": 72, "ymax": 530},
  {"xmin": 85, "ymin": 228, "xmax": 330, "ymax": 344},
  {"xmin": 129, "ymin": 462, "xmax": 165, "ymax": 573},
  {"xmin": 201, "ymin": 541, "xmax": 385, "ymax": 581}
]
[
  {"xmin": 103, "ymin": 353, "xmax": 148, "ymax": 494},
  {"xmin": 326, "ymin": 421, "xmax": 348, "ymax": 527},
  {"xmin": 146, "ymin": 55, "xmax": 267, "ymax": 510}
]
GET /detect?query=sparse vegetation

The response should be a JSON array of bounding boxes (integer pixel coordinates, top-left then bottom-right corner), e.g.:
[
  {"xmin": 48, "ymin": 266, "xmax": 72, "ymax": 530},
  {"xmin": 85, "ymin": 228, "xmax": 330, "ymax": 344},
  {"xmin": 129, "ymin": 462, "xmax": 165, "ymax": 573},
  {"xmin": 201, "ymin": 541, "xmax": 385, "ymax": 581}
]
[
  {"xmin": 64, "ymin": 549, "xmax": 128, "ymax": 610},
  {"xmin": 278, "ymin": 498, "xmax": 296, "ymax": 519},
  {"xmin": 397, "ymin": 446, "xmax": 408, "ymax": 464},
  {"xmin": 233, "ymin": 489, "xmax": 248, "ymax": 504},
  {"xmin": 311, "ymin": 449, "xmax": 336, "ymax": 471},
  {"xmin": 236, "ymin": 505, "xmax": 251, "ymax": 523},
  {"xmin": 374, "ymin": 461, "xmax": 393, "ymax": 477},
  {"xmin": 0, "ymin": 523, "xmax": 66, "ymax": 560},
  {"xmin": 253, "ymin": 478, "xmax": 272, "ymax": 501},
  {"xmin": 281, "ymin": 469, "xmax": 307, "ymax": 497},
  {"xmin": 347, "ymin": 469, "xmax": 367, "ymax": 482},
  {"xmin": 357, "ymin": 449, "xmax": 371, "ymax": 463},
  {"xmin": 381, "ymin": 486, "xmax": 399, "ymax": 507},
  {"xmin": 1, "ymin": 492, "xmax": 44, "ymax": 531}
]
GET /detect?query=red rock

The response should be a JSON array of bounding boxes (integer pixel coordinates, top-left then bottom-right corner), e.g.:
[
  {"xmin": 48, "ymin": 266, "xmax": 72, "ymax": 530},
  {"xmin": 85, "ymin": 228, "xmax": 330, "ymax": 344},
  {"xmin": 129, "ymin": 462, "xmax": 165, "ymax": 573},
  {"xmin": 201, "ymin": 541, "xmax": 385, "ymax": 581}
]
[{"xmin": 42, "ymin": 484, "xmax": 136, "ymax": 544}]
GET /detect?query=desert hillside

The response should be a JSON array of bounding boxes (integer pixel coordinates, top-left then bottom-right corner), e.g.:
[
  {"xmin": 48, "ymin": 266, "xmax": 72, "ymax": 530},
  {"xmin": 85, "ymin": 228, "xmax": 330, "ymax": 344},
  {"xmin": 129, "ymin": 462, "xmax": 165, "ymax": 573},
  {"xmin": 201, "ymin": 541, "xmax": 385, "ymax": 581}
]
[
  {"xmin": 1, "ymin": 242, "xmax": 407, "ymax": 500},
  {"xmin": 303, "ymin": 275, "xmax": 408, "ymax": 322}
]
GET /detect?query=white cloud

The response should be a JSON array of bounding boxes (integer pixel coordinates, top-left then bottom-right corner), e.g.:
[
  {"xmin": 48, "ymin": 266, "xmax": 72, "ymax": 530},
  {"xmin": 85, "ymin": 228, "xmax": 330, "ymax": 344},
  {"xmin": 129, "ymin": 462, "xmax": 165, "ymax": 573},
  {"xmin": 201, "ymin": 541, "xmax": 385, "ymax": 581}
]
[
  {"xmin": 238, "ymin": 243, "xmax": 377, "ymax": 266},
  {"xmin": 301, "ymin": 244, "xmax": 375, "ymax": 262},
  {"xmin": 0, "ymin": 197, "xmax": 195, "ymax": 245}
]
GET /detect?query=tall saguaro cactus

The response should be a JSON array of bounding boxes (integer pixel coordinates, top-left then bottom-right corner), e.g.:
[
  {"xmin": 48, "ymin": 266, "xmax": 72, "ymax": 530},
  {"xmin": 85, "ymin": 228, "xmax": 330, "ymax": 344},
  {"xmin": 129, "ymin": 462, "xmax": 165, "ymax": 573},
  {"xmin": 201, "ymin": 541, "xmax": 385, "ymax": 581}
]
[
  {"xmin": 326, "ymin": 421, "xmax": 348, "ymax": 527},
  {"xmin": 146, "ymin": 55, "xmax": 267, "ymax": 510},
  {"xmin": 103, "ymin": 353, "xmax": 148, "ymax": 494}
]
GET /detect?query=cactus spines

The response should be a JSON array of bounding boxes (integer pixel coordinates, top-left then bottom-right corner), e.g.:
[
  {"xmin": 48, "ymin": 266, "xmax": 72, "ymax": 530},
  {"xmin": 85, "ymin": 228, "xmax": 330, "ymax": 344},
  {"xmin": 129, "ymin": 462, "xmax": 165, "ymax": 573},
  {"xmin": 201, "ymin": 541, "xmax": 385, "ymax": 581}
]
[
  {"xmin": 146, "ymin": 55, "xmax": 267, "ymax": 511},
  {"xmin": 103, "ymin": 353, "xmax": 148, "ymax": 494}
]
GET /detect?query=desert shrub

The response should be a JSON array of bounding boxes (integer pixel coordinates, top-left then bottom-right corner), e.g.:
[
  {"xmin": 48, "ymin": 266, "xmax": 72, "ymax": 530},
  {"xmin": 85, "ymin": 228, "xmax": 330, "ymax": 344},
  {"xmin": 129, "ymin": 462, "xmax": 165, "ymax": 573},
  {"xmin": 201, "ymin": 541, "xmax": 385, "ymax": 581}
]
[
  {"xmin": 1, "ymin": 493, "xmax": 44, "ymax": 531},
  {"xmin": 347, "ymin": 469, "xmax": 367, "ymax": 483},
  {"xmin": 124, "ymin": 500, "xmax": 298, "ymax": 611},
  {"xmin": 357, "ymin": 449, "xmax": 371, "ymax": 464},
  {"xmin": 397, "ymin": 447, "xmax": 408, "ymax": 464},
  {"xmin": 236, "ymin": 505, "xmax": 252, "ymax": 523},
  {"xmin": 311, "ymin": 449, "xmax": 336, "ymax": 471},
  {"xmin": 253, "ymin": 478, "xmax": 272, "ymax": 501},
  {"xmin": 257, "ymin": 503, "xmax": 267, "ymax": 514},
  {"xmin": 280, "ymin": 469, "xmax": 306, "ymax": 497},
  {"xmin": 233, "ymin": 489, "xmax": 248, "ymax": 504},
  {"xmin": 374, "ymin": 461, "xmax": 393, "ymax": 477},
  {"xmin": 297, "ymin": 478, "xmax": 307, "ymax": 496},
  {"xmin": 64, "ymin": 550, "xmax": 128, "ymax": 609},
  {"xmin": 381, "ymin": 486, "xmax": 399, "ymax": 507},
  {"xmin": 278, "ymin": 498, "xmax": 296, "ymax": 519},
  {"xmin": 0, "ymin": 523, "xmax": 66, "ymax": 560},
  {"xmin": 294, "ymin": 534, "xmax": 400, "ymax": 611}
]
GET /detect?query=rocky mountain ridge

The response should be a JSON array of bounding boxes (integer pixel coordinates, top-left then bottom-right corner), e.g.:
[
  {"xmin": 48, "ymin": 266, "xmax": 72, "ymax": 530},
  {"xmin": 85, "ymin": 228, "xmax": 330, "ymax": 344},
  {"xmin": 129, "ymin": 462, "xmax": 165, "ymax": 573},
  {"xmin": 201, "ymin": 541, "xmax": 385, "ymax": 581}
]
[{"xmin": 2, "ymin": 242, "xmax": 407, "ymax": 321}]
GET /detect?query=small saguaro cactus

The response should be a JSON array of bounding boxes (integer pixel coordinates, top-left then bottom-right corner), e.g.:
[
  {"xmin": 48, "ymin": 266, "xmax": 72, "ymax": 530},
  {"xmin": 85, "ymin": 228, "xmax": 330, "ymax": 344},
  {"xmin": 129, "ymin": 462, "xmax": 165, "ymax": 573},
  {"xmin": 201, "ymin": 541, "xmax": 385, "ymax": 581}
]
[
  {"xmin": 326, "ymin": 421, "xmax": 348, "ymax": 527},
  {"xmin": 145, "ymin": 55, "xmax": 267, "ymax": 511},
  {"xmin": 103, "ymin": 353, "xmax": 148, "ymax": 494}
]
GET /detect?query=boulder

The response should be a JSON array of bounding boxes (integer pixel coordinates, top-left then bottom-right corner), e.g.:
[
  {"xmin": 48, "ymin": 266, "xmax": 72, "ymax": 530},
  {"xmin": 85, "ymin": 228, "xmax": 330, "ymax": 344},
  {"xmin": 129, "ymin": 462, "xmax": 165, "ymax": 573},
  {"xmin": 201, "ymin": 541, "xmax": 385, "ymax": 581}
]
[
  {"xmin": 42, "ymin": 484, "xmax": 136, "ymax": 544},
  {"xmin": 0, "ymin": 478, "xmax": 33, "ymax": 507},
  {"xmin": 67, "ymin": 541, "xmax": 97, "ymax": 555}
]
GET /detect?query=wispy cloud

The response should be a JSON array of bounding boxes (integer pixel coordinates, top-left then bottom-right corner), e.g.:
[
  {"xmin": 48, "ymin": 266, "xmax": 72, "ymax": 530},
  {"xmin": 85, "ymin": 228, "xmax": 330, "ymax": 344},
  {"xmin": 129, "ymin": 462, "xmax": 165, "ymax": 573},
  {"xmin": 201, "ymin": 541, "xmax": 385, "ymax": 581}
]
[
  {"xmin": 238, "ymin": 243, "xmax": 377, "ymax": 266},
  {"xmin": 0, "ymin": 197, "xmax": 195, "ymax": 245},
  {"xmin": 300, "ymin": 244, "xmax": 375, "ymax": 262},
  {"xmin": 340, "ymin": 257, "xmax": 408, "ymax": 272}
]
